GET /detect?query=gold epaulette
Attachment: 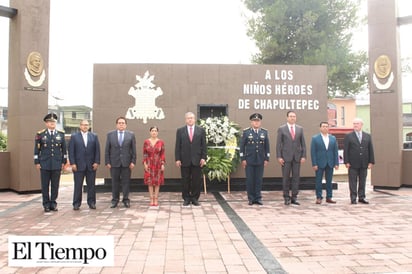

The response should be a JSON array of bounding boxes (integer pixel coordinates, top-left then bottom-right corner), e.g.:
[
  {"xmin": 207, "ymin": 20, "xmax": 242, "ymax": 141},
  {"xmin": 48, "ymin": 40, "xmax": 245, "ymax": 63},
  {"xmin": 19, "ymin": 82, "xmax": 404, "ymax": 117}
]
[
  {"xmin": 37, "ymin": 129, "xmax": 46, "ymax": 134},
  {"xmin": 57, "ymin": 129, "xmax": 65, "ymax": 134},
  {"xmin": 261, "ymin": 127, "xmax": 268, "ymax": 131},
  {"xmin": 243, "ymin": 127, "xmax": 250, "ymax": 131}
]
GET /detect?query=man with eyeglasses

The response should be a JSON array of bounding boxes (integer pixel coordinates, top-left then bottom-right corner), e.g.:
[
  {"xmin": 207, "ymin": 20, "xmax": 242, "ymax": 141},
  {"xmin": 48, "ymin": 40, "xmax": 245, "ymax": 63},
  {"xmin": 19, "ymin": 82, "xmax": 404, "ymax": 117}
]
[
  {"xmin": 344, "ymin": 118, "xmax": 375, "ymax": 204},
  {"xmin": 69, "ymin": 120, "xmax": 101, "ymax": 210}
]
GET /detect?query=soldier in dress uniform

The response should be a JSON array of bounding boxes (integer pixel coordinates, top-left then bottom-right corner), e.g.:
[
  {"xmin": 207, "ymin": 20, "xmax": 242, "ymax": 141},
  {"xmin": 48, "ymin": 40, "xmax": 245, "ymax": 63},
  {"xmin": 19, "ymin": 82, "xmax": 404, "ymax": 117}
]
[
  {"xmin": 34, "ymin": 113, "xmax": 67, "ymax": 212},
  {"xmin": 239, "ymin": 113, "xmax": 270, "ymax": 205}
]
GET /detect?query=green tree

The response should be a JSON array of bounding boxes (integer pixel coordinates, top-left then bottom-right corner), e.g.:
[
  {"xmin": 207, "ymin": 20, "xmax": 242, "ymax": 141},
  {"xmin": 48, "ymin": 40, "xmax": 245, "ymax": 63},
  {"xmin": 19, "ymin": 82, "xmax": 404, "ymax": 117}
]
[
  {"xmin": 0, "ymin": 132, "xmax": 7, "ymax": 152},
  {"xmin": 244, "ymin": 0, "xmax": 367, "ymax": 98}
]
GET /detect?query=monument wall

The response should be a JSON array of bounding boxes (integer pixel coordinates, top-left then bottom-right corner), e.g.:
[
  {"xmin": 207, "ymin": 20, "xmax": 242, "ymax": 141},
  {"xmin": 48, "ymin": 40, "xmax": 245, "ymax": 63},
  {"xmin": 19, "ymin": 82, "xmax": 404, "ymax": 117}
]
[{"xmin": 93, "ymin": 64, "xmax": 327, "ymax": 179}]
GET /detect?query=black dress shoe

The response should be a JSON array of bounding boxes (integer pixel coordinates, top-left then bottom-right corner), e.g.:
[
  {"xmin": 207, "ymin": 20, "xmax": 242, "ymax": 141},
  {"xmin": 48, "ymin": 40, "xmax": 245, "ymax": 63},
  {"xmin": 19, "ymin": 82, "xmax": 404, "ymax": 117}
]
[
  {"xmin": 192, "ymin": 200, "xmax": 200, "ymax": 206},
  {"xmin": 73, "ymin": 206, "xmax": 80, "ymax": 211},
  {"xmin": 291, "ymin": 200, "xmax": 300, "ymax": 205},
  {"xmin": 44, "ymin": 207, "xmax": 50, "ymax": 212},
  {"xmin": 255, "ymin": 201, "xmax": 263, "ymax": 205},
  {"xmin": 248, "ymin": 201, "xmax": 253, "ymax": 206},
  {"xmin": 110, "ymin": 203, "xmax": 118, "ymax": 208},
  {"xmin": 359, "ymin": 199, "xmax": 369, "ymax": 204},
  {"xmin": 284, "ymin": 199, "xmax": 290, "ymax": 205},
  {"xmin": 183, "ymin": 200, "xmax": 190, "ymax": 206},
  {"xmin": 124, "ymin": 201, "xmax": 130, "ymax": 208},
  {"xmin": 351, "ymin": 200, "xmax": 357, "ymax": 204},
  {"xmin": 50, "ymin": 207, "xmax": 58, "ymax": 211},
  {"xmin": 89, "ymin": 204, "xmax": 96, "ymax": 209}
]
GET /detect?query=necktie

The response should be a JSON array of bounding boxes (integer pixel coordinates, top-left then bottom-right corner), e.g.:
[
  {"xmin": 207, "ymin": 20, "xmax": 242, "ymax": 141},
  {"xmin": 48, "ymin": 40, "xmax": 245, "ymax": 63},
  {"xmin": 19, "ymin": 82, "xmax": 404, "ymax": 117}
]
[
  {"xmin": 290, "ymin": 126, "xmax": 295, "ymax": 140},
  {"xmin": 118, "ymin": 131, "xmax": 124, "ymax": 146},
  {"xmin": 255, "ymin": 129, "xmax": 258, "ymax": 134},
  {"xmin": 189, "ymin": 126, "xmax": 193, "ymax": 142},
  {"xmin": 357, "ymin": 131, "xmax": 362, "ymax": 143},
  {"xmin": 50, "ymin": 130, "xmax": 54, "ymax": 137},
  {"xmin": 83, "ymin": 133, "xmax": 88, "ymax": 147}
]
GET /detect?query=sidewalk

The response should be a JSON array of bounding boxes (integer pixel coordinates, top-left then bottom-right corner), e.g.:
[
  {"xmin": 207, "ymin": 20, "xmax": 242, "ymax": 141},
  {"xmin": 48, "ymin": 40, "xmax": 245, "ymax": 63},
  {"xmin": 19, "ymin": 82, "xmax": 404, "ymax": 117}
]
[{"xmin": 0, "ymin": 177, "xmax": 412, "ymax": 273}]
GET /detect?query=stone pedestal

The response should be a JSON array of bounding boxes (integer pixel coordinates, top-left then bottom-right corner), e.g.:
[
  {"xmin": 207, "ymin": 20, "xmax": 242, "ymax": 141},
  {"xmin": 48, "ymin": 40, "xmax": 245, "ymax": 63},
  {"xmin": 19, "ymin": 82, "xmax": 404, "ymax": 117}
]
[
  {"xmin": 368, "ymin": 0, "xmax": 403, "ymax": 188},
  {"xmin": 8, "ymin": 0, "xmax": 50, "ymax": 192}
]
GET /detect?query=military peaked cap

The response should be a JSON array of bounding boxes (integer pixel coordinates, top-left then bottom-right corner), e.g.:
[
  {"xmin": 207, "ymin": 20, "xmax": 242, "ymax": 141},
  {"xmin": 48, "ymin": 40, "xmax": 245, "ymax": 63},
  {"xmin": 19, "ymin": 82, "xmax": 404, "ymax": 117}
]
[
  {"xmin": 249, "ymin": 113, "xmax": 262, "ymax": 121},
  {"xmin": 43, "ymin": 112, "xmax": 58, "ymax": 122}
]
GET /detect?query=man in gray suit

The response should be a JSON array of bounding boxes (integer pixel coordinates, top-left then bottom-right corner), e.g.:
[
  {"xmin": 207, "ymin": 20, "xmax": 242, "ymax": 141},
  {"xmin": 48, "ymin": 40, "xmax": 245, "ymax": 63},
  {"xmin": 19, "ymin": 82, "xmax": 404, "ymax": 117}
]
[
  {"xmin": 276, "ymin": 111, "xmax": 306, "ymax": 205},
  {"xmin": 105, "ymin": 116, "xmax": 136, "ymax": 208}
]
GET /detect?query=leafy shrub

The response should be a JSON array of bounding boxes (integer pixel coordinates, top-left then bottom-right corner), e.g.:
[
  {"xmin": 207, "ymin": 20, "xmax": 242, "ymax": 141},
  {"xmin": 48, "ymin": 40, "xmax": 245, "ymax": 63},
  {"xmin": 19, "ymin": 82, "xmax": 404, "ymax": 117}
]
[{"xmin": 0, "ymin": 132, "xmax": 7, "ymax": 152}]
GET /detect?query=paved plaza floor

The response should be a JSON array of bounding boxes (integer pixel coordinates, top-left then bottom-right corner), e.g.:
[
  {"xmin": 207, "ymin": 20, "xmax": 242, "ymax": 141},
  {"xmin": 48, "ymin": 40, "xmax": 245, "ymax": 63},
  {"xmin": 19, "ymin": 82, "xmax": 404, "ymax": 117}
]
[{"xmin": 0, "ymin": 176, "xmax": 412, "ymax": 274}]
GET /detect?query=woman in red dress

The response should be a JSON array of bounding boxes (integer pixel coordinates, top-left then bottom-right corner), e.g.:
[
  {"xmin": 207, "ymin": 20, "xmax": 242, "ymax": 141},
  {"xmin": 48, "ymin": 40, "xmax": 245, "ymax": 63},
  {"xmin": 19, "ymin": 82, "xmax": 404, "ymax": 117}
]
[{"xmin": 143, "ymin": 126, "xmax": 165, "ymax": 206}]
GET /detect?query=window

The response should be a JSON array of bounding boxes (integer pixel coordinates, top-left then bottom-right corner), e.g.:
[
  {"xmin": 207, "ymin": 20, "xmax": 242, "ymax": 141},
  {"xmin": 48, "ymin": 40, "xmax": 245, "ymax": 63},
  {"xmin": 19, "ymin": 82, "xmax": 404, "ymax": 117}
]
[
  {"xmin": 340, "ymin": 106, "xmax": 345, "ymax": 126},
  {"xmin": 71, "ymin": 111, "xmax": 76, "ymax": 119},
  {"xmin": 197, "ymin": 104, "xmax": 228, "ymax": 119},
  {"xmin": 1, "ymin": 109, "xmax": 7, "ymax": 120},
  {"xmin": 327, "ymin": 103, "xmax": 337, "ymax": 127}
]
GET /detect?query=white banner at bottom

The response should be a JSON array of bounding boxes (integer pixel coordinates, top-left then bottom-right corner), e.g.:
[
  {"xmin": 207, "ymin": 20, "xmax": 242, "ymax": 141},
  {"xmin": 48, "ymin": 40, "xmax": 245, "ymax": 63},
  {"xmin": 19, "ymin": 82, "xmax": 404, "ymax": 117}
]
[{"xmin": 8, "ymin": 235, "xmax": 114, "ymax": 267}]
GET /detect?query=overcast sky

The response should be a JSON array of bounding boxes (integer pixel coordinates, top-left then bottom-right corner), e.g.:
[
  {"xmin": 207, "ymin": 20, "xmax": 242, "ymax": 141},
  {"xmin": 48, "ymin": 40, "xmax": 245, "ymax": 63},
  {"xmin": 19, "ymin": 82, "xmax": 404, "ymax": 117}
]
[
  {"xmin": 48, "ymin": 0, "xmax": 256, "ymax": 106},
  {"xmin": 1, "ymin": 0, "xmax": 411, "ymax": 107},
  {"xmin": 0, "ymin": 0, "xmax": 256, "ymax": 107}
]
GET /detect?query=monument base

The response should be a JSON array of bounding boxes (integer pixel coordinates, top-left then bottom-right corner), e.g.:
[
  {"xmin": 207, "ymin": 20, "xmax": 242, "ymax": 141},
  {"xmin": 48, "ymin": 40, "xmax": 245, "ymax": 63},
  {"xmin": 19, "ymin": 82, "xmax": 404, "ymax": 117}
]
[{"xmin": 93, "ymin": 177, "xmax": 338, "ymax": 193}]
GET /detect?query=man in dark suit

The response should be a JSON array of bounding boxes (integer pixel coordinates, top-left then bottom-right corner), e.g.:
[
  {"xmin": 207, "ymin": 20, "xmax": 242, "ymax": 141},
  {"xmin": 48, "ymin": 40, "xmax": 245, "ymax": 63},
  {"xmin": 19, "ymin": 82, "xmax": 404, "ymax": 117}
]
[
  {"xmin": 34, "ymin": 113, "xmax": 67, "ymax": 212},
  {"xmin": 344, "ymin": 118, "xmax": 375, "ymax": 204},
  {"xmin": 69, "ymin": 120, "xmax": 100, "ymax": 210},
  {"xmin": 310, "ymin": 122, "xmax": 339, "ymax": 204},
  {"xmin": 276, "ymin": 110, "xmax": 306, "ymax": 205},
  {"xmin": 239, "ymin": 113, "xmax": 270, "ymax": 206},
  {"xmin": 175, "ymin": 112, "xmax": 207, "ymax": 206},
  {"xmin": 105, "ymin": 117, "xmax": 136, "ymax": 208}
]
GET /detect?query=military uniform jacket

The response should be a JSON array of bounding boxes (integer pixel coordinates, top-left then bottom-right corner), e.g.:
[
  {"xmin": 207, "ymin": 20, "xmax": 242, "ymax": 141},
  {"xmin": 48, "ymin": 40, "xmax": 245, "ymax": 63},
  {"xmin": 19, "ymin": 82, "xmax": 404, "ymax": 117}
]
[
  {"xmin": 239, "ymin": 127, "xmax": 270, "ymax": 165},
  {"xmin": 34, "ymin": 129, "xmax": 67, "ymax": 170}
]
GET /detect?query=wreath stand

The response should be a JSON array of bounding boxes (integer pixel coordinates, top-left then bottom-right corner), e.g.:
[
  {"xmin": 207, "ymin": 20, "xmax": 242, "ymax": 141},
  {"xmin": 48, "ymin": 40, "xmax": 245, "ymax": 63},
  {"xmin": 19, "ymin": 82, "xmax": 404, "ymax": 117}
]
[{"xmin": 203, "ymin": 174, "xmax": 231, "ymax": 194}]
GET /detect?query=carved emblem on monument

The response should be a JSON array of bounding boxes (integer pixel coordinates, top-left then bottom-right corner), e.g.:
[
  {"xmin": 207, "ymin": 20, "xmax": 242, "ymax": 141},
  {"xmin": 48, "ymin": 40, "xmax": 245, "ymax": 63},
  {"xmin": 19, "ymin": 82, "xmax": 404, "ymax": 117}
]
[
  {"xmin": 372, "ymin": 54, "xmax": 394, "ymax": 91},
  {"xmin": 24, "ymin": 51, "xmax": 46, "ymax": 87},
  {"xmin": 125, "ymin": 71, "xmax": 165, "ymax": 124}
]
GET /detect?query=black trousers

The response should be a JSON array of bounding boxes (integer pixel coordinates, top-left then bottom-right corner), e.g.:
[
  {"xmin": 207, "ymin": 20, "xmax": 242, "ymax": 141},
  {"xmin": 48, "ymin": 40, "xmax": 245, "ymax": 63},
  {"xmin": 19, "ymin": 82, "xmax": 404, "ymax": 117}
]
[
  {"xmin": 348, "ymin": 167, "xmax": 368, "ymax": 202},
  {"xmin": 245, "ymin": 164, "xmax": 264, "ymax": 202},
  {"xmin": 72, "ymin": 169, "xmax": 96, "ymax": 207},
  {"xmin": 110, "ymin": 167, "xmax": 131, "ymax": 203},
  {"xmin": 40, "ymin": 169, "xmax": 61, "ymax": 209},
  {"xmin": 180, "ymin": 165, "xmax": 202, "ymax": 202}
]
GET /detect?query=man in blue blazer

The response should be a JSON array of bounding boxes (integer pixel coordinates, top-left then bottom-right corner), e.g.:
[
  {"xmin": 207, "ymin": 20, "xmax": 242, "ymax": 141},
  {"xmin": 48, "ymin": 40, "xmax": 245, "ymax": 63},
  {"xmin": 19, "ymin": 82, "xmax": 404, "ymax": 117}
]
[
  {"xmin": 310, "ymin": 122, "xmax": 339, "ymax": 204},
  {"xmin": 276, "ymin": 111, "xmax": 306, "ymax": 205},
  {"xmin": 69, "ymin": 120, "xmax": 100, "ymax": 210},
  {"xmin": 105, "ymin": 117, "xmax": 136, "ymax": 208},
  {"xmin": 175, "ymin": 112, "xmax": 207, "ymax": 206}
]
